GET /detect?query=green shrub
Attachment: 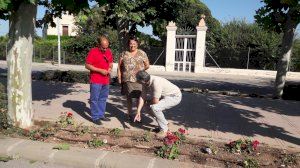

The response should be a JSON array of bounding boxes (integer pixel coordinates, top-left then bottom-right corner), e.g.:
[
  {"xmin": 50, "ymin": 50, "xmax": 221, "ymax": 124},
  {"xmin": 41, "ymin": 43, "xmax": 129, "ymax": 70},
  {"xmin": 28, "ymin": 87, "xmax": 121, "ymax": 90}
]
[
  {"xmin": 206, "ymin": 20, "xmax": 282, "ymax": 70},
  {"xmin": 0, "ymin": 83, "xmax": 11, "ymax": 130}
]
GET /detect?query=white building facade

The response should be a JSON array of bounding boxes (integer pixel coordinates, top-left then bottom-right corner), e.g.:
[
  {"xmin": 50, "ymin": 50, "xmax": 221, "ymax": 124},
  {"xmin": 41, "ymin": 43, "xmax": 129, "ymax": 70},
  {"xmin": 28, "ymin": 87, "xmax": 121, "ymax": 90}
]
[{"xmin": 45, "ymin": 14, "xmax": 77, "ymax": 36}]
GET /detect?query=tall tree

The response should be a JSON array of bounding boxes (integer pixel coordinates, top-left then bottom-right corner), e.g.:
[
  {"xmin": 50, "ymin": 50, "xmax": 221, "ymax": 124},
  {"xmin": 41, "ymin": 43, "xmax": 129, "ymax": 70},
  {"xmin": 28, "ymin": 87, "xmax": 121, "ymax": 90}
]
[
  {"xmin": 255, "ymin": 0, "xmax": 300, "ymax": 98},
  {"xmin": 0, "ymin": 0, "xmax": 106, "ymax": 128},
  {"xmin": 152, "ymin": 0, "xmax": 220, "ymax": 44},
  {"xmin": 104, "ymin": 0, "xmax": 187, "ymax": 51}
]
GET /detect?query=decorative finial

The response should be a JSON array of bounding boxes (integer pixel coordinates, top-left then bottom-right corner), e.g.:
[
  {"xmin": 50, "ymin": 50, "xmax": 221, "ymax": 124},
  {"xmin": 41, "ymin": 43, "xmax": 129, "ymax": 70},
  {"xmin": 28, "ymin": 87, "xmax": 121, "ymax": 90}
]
[
  {"xmin": 168, "ymin": 21, "xmax": 176, "ymax": 27},
  {"xmin": 198, "ymin": 14, "xmax": 206, "ymax": 27}
]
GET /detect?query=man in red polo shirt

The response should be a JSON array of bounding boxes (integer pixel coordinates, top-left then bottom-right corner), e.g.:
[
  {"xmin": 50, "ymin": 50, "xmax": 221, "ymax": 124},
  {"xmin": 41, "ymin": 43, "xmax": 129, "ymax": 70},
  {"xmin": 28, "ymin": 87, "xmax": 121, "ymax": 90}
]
[{"xmin": 85, "ymin": 36, "xmax": 113, "ymax": 125}]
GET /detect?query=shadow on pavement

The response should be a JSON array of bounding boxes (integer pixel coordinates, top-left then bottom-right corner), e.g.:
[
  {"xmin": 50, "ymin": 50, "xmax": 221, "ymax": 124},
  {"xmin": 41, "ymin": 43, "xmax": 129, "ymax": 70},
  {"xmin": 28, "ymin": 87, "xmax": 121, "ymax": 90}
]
[
  {"xmin": 63, "ymin": 100, "xmax": 92, "ymax": 122},
  {"xmin": 165, "ymin": 92, "xmax": 300, "ymax": 146}
]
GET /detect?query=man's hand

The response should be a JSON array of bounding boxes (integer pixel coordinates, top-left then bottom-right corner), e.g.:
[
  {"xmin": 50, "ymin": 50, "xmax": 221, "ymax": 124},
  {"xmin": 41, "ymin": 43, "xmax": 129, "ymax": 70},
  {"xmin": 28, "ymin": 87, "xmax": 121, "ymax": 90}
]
[
  {"xmin": 134, "ymin": 113, "xmax": 141, "ymax": 122},
  {"xmin": 99, "ymin": 69, "xmax": 109, "ymax": 76},
  {"xmin": 108, "ymin": 68, "xmax": 112, "ymax": 74}
]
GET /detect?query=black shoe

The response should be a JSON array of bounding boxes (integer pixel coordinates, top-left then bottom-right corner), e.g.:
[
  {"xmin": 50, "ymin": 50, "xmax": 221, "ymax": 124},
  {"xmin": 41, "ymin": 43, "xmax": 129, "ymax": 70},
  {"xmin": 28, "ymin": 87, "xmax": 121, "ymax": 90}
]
[
  {"xmin": 151, "ymin": 127, "xmax": 161, "ymax": 133},
  {"xmin": 127, "ymin": 115, "xmax": 134, "ymax": 123},
  {"xmin": 100, "ymin": 117, "xmax": 110, "ymax": 122},
  {"xmin": 93, "ymin": 119, "xmax": 102, "ymax": 125}
]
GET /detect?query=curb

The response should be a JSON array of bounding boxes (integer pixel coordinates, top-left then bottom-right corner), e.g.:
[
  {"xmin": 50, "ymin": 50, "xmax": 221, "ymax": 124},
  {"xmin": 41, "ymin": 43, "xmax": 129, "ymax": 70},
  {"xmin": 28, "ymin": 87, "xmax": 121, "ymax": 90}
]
[{"xmin": 0, "ymin": 136, "xmax": 212, "ymax": 168}]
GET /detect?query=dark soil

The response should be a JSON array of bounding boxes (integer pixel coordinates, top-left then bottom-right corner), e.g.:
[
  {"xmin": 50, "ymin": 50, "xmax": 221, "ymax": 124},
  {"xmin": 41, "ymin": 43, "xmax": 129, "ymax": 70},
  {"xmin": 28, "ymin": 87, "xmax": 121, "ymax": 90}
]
[{"xmin": 1, "ymin": 123, "xmax": 299, "ymax": 168}]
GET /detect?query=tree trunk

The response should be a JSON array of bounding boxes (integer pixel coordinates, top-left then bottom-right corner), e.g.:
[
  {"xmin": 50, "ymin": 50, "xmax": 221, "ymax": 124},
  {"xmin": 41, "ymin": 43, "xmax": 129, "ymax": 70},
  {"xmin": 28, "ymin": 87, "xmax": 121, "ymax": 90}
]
[
  {"xmin": 274, "ymin": 13, "xmax": 297, "ymax": 98},
  {"xmin": 117, "ymin": 19, "xmax": 129, "ymax": 53},
  {"xmin": 7, "ymin": 2, "xmax": 37, "ymax": 128}
]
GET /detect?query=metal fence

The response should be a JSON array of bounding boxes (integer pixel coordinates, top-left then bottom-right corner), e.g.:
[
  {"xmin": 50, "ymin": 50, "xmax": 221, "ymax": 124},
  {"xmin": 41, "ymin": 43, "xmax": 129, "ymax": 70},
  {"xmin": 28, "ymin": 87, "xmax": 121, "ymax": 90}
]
[
  {"xmin": 206, "ymin": 47, "xmax": 278, "ymax": 70},
  {"xmin": 1, "ymin": 43, "xmax": 299, "ymax": 72},
  {"xmin": 0, "ymin": 43, "xmax": 166, "ymax": 66}
]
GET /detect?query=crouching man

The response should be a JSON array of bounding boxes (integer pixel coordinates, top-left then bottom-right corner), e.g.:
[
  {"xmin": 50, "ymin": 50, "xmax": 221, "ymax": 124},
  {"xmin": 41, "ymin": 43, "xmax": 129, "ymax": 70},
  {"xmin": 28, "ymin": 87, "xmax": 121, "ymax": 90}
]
[{"xmin": 134, "ymin": 70, "xmax": 182, "ymax": 137}]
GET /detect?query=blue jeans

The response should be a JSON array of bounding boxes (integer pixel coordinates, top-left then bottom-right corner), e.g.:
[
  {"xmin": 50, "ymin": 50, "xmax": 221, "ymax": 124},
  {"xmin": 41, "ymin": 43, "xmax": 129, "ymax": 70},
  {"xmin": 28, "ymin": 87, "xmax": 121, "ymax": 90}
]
[{"xmin": 90, "ymin": 84, "xmax": 109, "ymax": 121}]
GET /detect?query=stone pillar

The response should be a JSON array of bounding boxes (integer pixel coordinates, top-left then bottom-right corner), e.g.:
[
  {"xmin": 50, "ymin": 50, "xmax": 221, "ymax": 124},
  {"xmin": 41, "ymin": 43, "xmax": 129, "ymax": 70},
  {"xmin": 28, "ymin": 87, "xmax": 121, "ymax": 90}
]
[
  {"xmin": 165, "ymin": 22, "xmax": 177, "ymax": 72},
  {"xmin": 194, "ymin": 15, "xmax": 208, "ymax": 73}
]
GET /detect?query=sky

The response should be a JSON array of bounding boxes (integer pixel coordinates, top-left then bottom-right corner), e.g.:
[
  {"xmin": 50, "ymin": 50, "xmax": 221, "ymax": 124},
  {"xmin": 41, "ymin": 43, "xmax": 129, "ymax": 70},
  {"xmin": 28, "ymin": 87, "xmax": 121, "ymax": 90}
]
[{"xmin": 0, "ymin": 0, "xmax": 299, "ymax": 36}]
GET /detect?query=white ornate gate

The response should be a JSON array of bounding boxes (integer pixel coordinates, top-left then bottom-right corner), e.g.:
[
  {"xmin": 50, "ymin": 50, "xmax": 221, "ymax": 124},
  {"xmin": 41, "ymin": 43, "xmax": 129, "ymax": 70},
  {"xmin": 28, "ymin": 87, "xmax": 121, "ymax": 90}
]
[
  {"xmin": 165, "ymin": 16, "xmax": 207, "ymax": 73},
  {"xmin": 174, "ymin": 35, "xmax": 196, "ymax": 72}
]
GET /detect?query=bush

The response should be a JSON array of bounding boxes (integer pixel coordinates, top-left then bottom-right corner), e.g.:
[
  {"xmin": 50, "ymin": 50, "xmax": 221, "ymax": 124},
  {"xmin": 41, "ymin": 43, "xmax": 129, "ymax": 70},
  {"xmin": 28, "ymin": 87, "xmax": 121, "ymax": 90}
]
[
  {"xmin": 33, "ymin": 35, "xmax": 73, "ymax": 62},
  {"xmin": 0, "ymin": 82, "xmax": 11, "ymax": 130},
  {"xmin": 37, "ymin": 70, "xmax": 90, "ymax": 83},
  {"xmin": 206, "ymin": 20, "xmax": 282, "ymax": 70},
  {"xmin": 290, "ymin": 38, "xmax": 300, "ymax": 72}
]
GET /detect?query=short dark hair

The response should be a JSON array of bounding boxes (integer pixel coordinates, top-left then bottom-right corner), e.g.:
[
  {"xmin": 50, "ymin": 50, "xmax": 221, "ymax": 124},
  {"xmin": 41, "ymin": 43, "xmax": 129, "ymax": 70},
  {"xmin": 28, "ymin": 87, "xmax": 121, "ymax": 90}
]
[
  {"xmin": 136, "ymin": 70, "xmax": 150, "ymax": 83},
  {"xmin": 128, "ymin": 36, "xmax": 139, "ymax": 45}
]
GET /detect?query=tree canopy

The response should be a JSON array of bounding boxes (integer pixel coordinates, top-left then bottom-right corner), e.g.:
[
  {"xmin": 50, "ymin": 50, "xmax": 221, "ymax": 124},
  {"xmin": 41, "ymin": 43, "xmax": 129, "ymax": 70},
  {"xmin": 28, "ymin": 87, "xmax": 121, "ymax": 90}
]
[{"xmin": 255, "ymin": 0, "xmax": 300, "ymax": 33}]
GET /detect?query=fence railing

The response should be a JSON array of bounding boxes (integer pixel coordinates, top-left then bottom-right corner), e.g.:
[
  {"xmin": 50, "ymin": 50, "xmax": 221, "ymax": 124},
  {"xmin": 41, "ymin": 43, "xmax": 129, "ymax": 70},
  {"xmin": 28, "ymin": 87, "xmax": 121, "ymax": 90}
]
[{"xmin": 1, "ymin": 43, "xmax": 299, "ymax": 72}]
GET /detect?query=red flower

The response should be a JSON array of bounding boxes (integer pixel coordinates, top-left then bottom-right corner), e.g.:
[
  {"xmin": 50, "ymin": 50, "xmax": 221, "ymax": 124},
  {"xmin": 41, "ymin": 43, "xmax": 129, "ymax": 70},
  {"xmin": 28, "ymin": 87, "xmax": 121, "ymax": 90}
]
[
  {"xmin": 67, "ymin": 112, "xmax": 73, "ymax": 117},
  {"xmin": 164, "ymin": 138, "xmax": 175, "ymax": 146},
  {"xmin": 252, "ymin": 140, "xmax": 260, "ymax": 150},
  {"xmin": 164, "ymin": 132, "xmax": 179, "ymax": 145},
  {"xmin": 228, "ymin": 141, "xmax": 235, "ymax": 147},
  {"xmin": 178, "ymin": 128, "xmax": 186, "ymax": 134}
]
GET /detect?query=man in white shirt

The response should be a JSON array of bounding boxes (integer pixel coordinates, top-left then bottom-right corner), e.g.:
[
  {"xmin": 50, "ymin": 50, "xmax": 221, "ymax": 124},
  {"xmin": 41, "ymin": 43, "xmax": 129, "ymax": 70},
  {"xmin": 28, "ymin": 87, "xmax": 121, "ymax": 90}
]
[{"xmin": 134, "ymin": 71, "xmax": 182, "ymax": 137}]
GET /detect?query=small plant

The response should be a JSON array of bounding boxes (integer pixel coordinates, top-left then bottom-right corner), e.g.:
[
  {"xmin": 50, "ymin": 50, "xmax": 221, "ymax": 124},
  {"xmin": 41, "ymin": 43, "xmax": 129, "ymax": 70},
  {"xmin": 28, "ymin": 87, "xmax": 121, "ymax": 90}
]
[
  {"xmin": 29, "ymin": 160, "xmax": 37, "ymax": 164},
  {"xmin": 0, "ymin": 155, "xmax": 13, "ymax": 162},
  {"xmin": 28, "ymin": 130, "xmax": 41, "ymax": 140},
  {"xmin": 74, "ymin": 125, "xmax": 90, "ymax": 136},
  {"xmin": 53, "ymin": 143, "xmax": 70, "ymax": 150},
  {"xmin": 227, "ymin": 139, "xmax": 260, "ymax": 153},
  {"xmin": 156, "ymin": 128, "xmax": 187, "ymax": 160},
  {"xmin": 57, "ymin": 112, "xmax": 74, "ymax": 127},
  {"xmin": 174, "ymin": 128, "xmax": 187, "ymax": 144},
  {"xmin": 134, "ymin": 131, "xmax": 152, "ymax": 142},
  {"xmin": 206, "ymin": 141, "xmax": 219, "ymax": 155},
  {"xmin": 280, "ymin": 153, "xmax": 299, "ymax": 166},
  {"xmin": 88, "ymin": 138, "xmax": 105, "ymax": 148},
  {"xmin": 156, "ymin": 144, "xmax": 179, "ymax": 160},
  {"xmin": 39, "ymin": 124, "xmax": 56, "ymax": 138},
  {"xmin": 142, "ymin": 131, "xmax": 151, "ymax": 142},
  {"xmin": 243, "ymin": 157, "xmax": 259, "ymax": 168},
  {"xmin": 190, "ymin": 87, "xmax": 199, "ymax": 93},
  {"xmin": 109, "ymin": 128, "xmax": 122, "ymax": 136}
]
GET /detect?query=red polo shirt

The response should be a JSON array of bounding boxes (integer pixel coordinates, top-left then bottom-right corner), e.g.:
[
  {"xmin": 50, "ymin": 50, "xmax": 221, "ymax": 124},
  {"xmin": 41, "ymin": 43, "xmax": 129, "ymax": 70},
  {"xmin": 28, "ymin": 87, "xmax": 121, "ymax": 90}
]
[{"xmin": 85, "ymin": 47, "xmax": 113, "ymax": 84}]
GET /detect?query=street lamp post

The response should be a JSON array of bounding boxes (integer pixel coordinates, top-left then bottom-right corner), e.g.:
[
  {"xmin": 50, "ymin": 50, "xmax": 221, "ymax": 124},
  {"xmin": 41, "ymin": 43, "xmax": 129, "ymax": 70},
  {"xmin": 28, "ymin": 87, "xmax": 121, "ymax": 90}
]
[{"xmin": 57, "ymin": 17, "xmax": 61, "ymax": 66}]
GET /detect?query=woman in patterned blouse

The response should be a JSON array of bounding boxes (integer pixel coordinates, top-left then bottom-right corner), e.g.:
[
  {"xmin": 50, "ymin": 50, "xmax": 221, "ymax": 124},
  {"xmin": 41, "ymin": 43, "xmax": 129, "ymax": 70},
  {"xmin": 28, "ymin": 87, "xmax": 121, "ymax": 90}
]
[{"xmin": 117, "ymin": 36, "xmax": 150, "ymax": 122}]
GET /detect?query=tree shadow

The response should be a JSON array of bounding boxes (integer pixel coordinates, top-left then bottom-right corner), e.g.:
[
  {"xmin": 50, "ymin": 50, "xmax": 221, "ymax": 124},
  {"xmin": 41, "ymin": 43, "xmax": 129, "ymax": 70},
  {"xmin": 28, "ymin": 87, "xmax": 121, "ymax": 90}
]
[
  {"xmin": 165, "ymin": 92, "xmax": 300, "ymax": 146},
  {"xmin": 32, "ymin": 80, "xmax": 77, "ymax": 101}
]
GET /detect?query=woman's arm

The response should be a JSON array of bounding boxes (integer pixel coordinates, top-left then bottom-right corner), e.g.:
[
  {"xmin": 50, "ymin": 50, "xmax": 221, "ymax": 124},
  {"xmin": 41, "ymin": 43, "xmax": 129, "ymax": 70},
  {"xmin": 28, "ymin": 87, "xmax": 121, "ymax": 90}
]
[
  {"xmin": 117, "ymin": 57, "xmax": 123, "ymax": 84},
  {"xmin": 144, "ymin": 59, "xmax": 150, "ymax": 70}
]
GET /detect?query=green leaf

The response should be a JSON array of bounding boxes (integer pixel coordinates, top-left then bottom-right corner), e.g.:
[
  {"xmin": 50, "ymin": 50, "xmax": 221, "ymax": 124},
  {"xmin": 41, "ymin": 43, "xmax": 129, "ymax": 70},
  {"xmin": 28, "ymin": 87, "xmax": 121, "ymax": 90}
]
[
  {"xmin": 0, "ymin": 0, "xmax": 10, "ymax": 10},
  {"xmin": 53, "ymin": 143, "xmax": 70, "ymax": 150},
  {"xmin": 0, "ymin": 155, "xmax": 13, "ymax": 162},
  {"xmin": 26, "ymin": 0, "xmax": 36, "ymax": 5}
]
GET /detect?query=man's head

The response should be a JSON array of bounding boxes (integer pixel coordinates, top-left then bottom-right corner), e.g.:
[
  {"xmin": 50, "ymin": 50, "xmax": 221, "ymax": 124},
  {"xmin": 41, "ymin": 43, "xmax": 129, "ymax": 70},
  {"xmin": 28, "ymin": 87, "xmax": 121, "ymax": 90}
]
[
  {"xmin": 98, "ymin": 35, "xmax": 109, "ymax": 52},
  {"xmin": 136, "ymin": 70, "xmax": 150, "ymax": 85}
]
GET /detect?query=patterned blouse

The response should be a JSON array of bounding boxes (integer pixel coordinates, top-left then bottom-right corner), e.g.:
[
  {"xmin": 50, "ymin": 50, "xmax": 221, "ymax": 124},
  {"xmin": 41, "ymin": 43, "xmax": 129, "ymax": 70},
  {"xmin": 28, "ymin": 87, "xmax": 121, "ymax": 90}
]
[{"xmin": 120, "ymin": 49, "xmax": 149, "ymax": 83}]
